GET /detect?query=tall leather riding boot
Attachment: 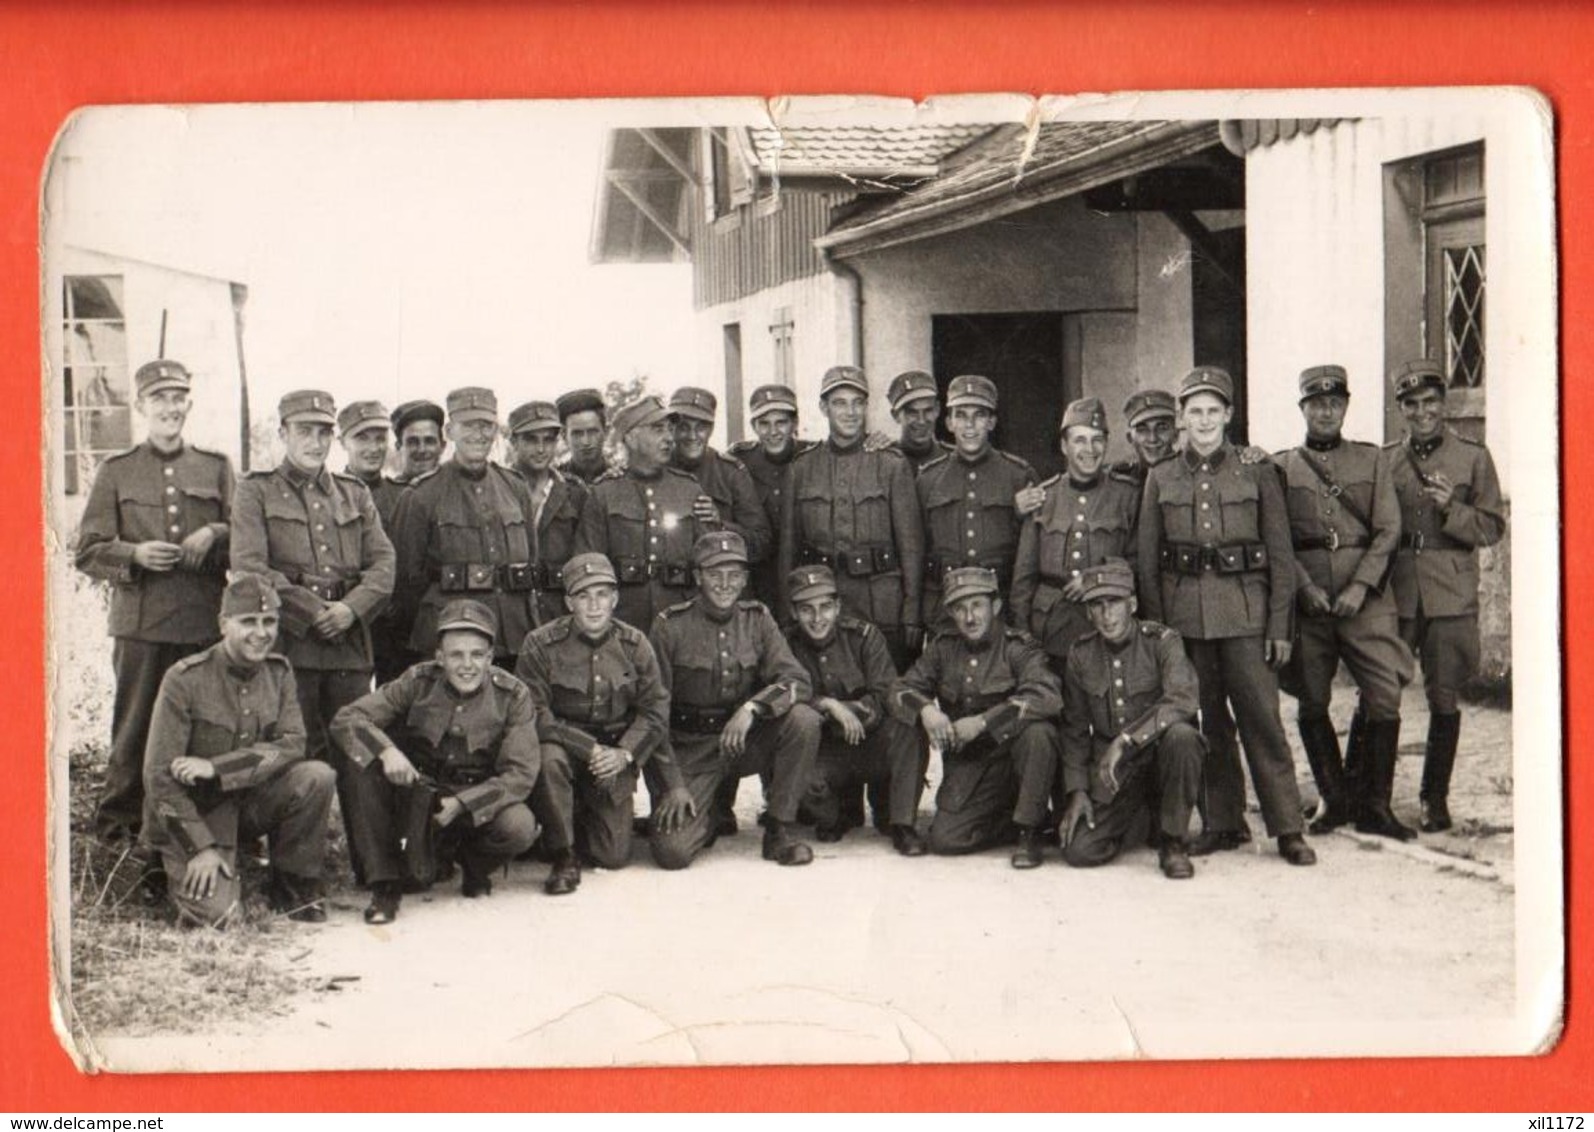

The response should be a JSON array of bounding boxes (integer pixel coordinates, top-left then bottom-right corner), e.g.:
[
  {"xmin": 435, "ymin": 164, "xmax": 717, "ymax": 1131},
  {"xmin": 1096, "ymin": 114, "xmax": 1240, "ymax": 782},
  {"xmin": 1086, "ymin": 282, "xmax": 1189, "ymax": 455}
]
[
  {"xmin": 711, "ymin": 775, "xmax": 741, "ymax": 837},
  {"xmin": 1341, "ymin": 702, "xmax": 1369, "ymax": 818},
  {"xmin": 1355, "ymin": 717, "xmax": 1417, "ymax": 841},
  {"xmin": 1420, "ymin": 711, "xmax": 1463, "ymax": 833},
  {"xmin": 1298, "ymin": 711, "xmax": 1354, "ymax": 833}
]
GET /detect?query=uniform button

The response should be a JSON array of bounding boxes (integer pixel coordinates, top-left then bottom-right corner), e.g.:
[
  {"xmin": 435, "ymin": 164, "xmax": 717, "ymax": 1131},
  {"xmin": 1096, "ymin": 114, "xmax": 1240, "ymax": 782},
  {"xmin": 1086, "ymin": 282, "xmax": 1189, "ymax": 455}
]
[
  {"xmin": 966, "ymin": 548, "xmax": 977, "ymax": 557},
  {"xmin": 968, "ymin": 658, "xmax": 978, "ymax": 667},
  {"xmin": 1112, "ymin": 659, "xmax": 1121, "ymax": 668},
  {"xmin": 1071, "ymin": 551, "xmax": 1082, "ymax": 559},
  {"xmin": 645, "ymin": 488, "xmax": 654, "ymax": 496},
  {"xmin": 319, "ymin": 544, "xmax": 329, "ymax": 552},
  {"xmin": 967, "ymin": 472, "xmax": 976, "ymax": 481},
  {"xmin": 163, "ymin": 467, "xmax": 174, "ymax": 476},
  {"xmin": 242, "ymin": 706, "xmax": 251, "ymax": 714},
  {"xmin": 967, "ymin": 492, "xmax": 976, "ymax": 500},
  {"xmin": 167, "ymin": 504, "xmax": 178, "ymax": 514},
  {"xmin": 474, "ymin": 486, "xmax": 482, "ymax": 494},
  {"xmin": 966, "ymin": 530, "xmax": 975, "ymax": 537},
  {"xmin": 1200, "ymin": 483, "xmax": 1210, "ymax": 491},
  {"xmin": 1200, "ymin": 464, "xmax": 1210, "ymax": 473},
  {"xmin": 648, "ymin": 554, "xmax": 657, "ymax": 562},
  {"xmin": 166, "ymin": 486, "xmax": 176, "ymax": 495},
  {"xmin": 1077, "ymin": 496, "xmax": 1087, "ymax": 505},
  {"xmin": 169, "ymin": 526, "xmax": 181, "ymax": 535},
  {"xmin": 1202, "ymin": 522, "xmax": 1212, "ymax": 530},
  {"xmin": 1200, "ymin": 502, "xmax": 1210, "ymax": 510},
  {"xmin": 1075, "ymin": 513, "xmax": 1085, "ymax": 521},
  {"xmin": 1114, "ymin": 678, "xmax": 1123, "ymax": 686},
  {"xmin": 966, "ymin": 511, "xmax": 975, "ymax": 518},
  {"xmin": 316, "ymin": 523, "xmax": 325, "ymax": 531},
  {"xmin": 313, "ymin": 502, "xmax": 322, "ymax": 509}
]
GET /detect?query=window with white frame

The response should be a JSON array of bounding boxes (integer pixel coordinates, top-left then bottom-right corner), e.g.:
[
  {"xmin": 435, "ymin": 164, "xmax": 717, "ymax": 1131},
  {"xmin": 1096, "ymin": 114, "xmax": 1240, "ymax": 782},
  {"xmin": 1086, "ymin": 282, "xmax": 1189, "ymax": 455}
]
[{"xmin": 63, "ymin": 275, "xmax": 132, "ymax": 495}]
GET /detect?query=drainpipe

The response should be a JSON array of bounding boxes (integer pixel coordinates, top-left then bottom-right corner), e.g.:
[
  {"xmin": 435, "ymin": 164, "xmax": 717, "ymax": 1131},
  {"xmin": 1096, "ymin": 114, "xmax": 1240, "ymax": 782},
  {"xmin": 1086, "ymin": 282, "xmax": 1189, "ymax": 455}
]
[
  {"xmin": 823, "ymin": 251, "xmax": 864, "ymax": 370},
  {"xmin": 230, "ymin": 282, "xmax": 250, "ymax": 471}
]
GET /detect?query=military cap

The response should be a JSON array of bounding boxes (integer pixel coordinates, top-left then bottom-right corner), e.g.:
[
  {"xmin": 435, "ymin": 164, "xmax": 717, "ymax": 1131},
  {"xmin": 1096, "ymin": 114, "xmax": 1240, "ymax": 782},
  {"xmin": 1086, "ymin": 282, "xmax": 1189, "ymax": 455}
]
[
  {"xmin": 446, "ymin": 386, "xmax": 498, "ymax": 424},
  {"xmin": 787, "ymin": 564, "xmax": 838, "ymax": 605},
  {"xmin": 1298, "ymin": 364, "xmax": 1350, "ymax": 403},
  {"xmin": 942, "ymin": 566, "xmax": 1000, "ymax": 606},
  {"xmin": 1079, "ymin": 557, "xmax": 1136, "ymax": 603},
  {"xmin": 1391, "ymin": 359, "xmax": 1447, "ymax": 402},
  {"xmin": 612, "ymin": 395, "xmax": 669, "ymax": 436},
  {"xmin": 821, "ymin": 365, "xmax": 871, "ymax": 399},
  {"xmin": 1123, "ymin": 388, "xmax": 1177, "ymax": 428},
  {"xmin": 221, "ymin": 572, "xmax": 282, "ymax": 617},
  {"xmin": 391, "ymin": 399, "xmax": 445, "ymax": 436},
  {"xmin": 887, "ymin": 369, "xmax": 938, "ymax": 411},
  {"xmin": 507, "ymin": 400, "xmax": 561, "ymax": 436},
  {"xmin": 1178, "ymin": 366, "xmax": 1235, "ymax": 405},
  {"xmin": 946, "ymin": 374, "xmax": 998, "ymax": 411},
  {"xmin": 134, "ymin": 359, "xmax": 192, "ymax": 398},
  {"xmin": 694, "ymin": 530, "xmax": 749, "ymax": 569},
  {"xmin": 1060, "ymin": 396, "xmax": 1109, "ymax": 435},
  {"xmin": 279, "ymin": 389, "xmax": 337, "ymax": 426},
  {"xmin": 337, "ymin": 399, "xmax": 391, "ymax": 437},
  {"xmin": 561, "ymin": 552, "xmax": 619, "ymax": 596},
  {"xmin": 668, "ymin": 386, "xmax": 719, "ymax": 423},
  {"xmin": 436, "ymin": 598, "xmax": 497, "ymax": 644},
  {"xmin": 556, "ymin": 388, "xmax": 607, "ymax": 424},
  {"xmin": 749, "ymin": 384, "xmax": 799, "ymax": 422}
]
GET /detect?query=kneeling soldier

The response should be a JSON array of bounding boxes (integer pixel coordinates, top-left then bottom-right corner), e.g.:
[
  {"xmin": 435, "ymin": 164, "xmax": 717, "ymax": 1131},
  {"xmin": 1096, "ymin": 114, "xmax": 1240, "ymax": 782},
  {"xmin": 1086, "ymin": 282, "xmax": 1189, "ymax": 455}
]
[
  {"xmin": 331, "ymin": 599, "xmax": 540, "ymax": 924},
  {"xmin": 786, "ymin": 565, "xmax": 928, "ymax": 854},
  {"xmin": 891, "ymin": 567, "xmax": 1062, "ymax": 867},
  {"xmin": 648, "ymin": 531, "xmax": 822, "ymax": 869},
  {"xmin": 1059, "ymin": 559, "xmax": 1204, "ymax": 878},
  {"xmin": 141, "ymin": 574, "xmax": 335, "ymax": 927},
  {"xmin": 517, "ymin": 553, "xmax": 671, "ymax": 893}
]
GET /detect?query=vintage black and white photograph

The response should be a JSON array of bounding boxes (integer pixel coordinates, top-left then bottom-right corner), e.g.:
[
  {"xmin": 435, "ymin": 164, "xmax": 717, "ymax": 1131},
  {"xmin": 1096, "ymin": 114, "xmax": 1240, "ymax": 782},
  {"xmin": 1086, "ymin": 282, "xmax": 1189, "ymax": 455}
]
[{"xmin": 43, "ymin": 90, "xmax": 1559, "ymax": 1072}]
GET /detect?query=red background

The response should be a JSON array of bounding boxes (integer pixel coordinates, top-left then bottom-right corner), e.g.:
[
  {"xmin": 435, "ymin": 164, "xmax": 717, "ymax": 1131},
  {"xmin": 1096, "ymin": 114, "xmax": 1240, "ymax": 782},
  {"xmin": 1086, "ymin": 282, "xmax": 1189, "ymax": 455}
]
[{"xmin": 3, "ymin": 0, "xmax": 1581, "ymax": 1111}]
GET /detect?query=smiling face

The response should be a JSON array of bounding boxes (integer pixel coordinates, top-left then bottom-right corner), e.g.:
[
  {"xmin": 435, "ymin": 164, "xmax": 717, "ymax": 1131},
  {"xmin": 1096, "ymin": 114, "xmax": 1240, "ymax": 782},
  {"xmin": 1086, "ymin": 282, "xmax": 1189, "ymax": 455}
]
[
  {"xmin": 1086, "ymin": 593, "xmax": 1137, "ymax": 645},
  {"xmin": 281, "ymin": 419, "xmax": 333, "ymax": 475},
  {"xmin": 1128, "ymin": 415, "xmax": 1176, "ymax": 467},
  {"xmin": 947, "ymin": 405, "xmax": 995, "ymax": 457},
  {"xmin": 510, "ymin": 427, "xmax": 561, "ymax": 474},
  {"xmin": 1062, "ymin": 425, "xmax": 1108, "ymax": 479},
  {"xmin": 821, "ymin": 389, "xmax": 868, "ymax": 444},
  {"xmin": 894, "ymin": 398, "xmax": 939, "ymax": 447},
  {"xmin": 137, "ymin": 388, "xmax": 192, "ymax": 448},
  {"xmin": 671, "ymin": 416, "xmax": 713, "ymax": 463},
  {"xmin": 950, "ymin": 593, "xmax": 1000, "ymax": 644},
  {"xmin": 624, "ymin": 418, "xmax": 674, "ymax": 471},
  {"xmin": 1301, "ymin": 393, "xmax": 1349, "ymax": 444},
  {"xmin": 1180, "ymin": 392, "xmax": 1232, "ymax": 454},
  {"xmin": 754, "ymin": 410, "xmax": 796, "ymax": 456},
  {"xmin": 437, "ymin": 628, "xmax": 493, "ymax": 694},
  {"xmin": 699, "ymin": 563, "xmax": 748, "ymax": 611},
  {"xmin": 566, "ymin": 582, "xmax": 619, "ymax": 637},
  {"xmin": 341, "ymin": 423, "xmax": 391, "ymax": 477},
  {"xmin": 219, "ymin": 610, "xmax": 279, "ymax": 667},
  {"xmin": 793, "ymin": 593, "xmax": 841, "ymax": 643},
  {"xmin": 448, "ymin": 417, "xmax": 498, "ymax": 468},
  {"xmin": 1399, "ymin": 387, "xmax": 1446, "ymax": 441},
  {"xmin": 398, "ymin": 419, "xmax": 443, "ymax": 478}
]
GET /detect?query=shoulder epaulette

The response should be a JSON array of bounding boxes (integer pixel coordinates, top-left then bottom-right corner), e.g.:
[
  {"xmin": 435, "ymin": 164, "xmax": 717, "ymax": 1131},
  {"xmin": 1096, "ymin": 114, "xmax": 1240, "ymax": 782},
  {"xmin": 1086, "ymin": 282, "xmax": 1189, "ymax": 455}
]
[
  {"xmin": 1383, "ymin": 439, "xmax": 1403, "ymax": 451},
  {"xmin": 1450, "ymin": 428, "xmax": 1484, "ymax": 447},
  {"xmin": 662, "ymin": 465, "xmax": 698, "ymax": 482},
  {"xmin": 490, "ymin": 668, "xmax": 524, "ymax": 691},
  {"xmin": 737, "ymin": 598, "xmax": 770, "ymax": 615},
  {"xmin": 612, "ymin": 619, "xmax": 646, "ymax": 642},
  {"xmin": 264, "ymin": 652, "xmax": 293, "ymax": 669},
  {"xmin": 728, "ymin": 438, "xmax": 759, "ymax": 456},
  {"xmin": 1067, "ymin": 629, "xmax": 1102, "ymax": 653},
  {"xmin": 1107, "ymin": 464, "xmax": 1141, "ymax": 486},
  {"xmin": 101, "ymin": 444, "xmax": 141, "ymax": 463},
  {"xmin": 1344, "ymin": 438, "xmax": 1378, "ymax": 451},
  {"xmin": 837, "ymin": 614, "xmax": 872, "ymax": 634},
  {"xmin": 1003, "ymin": 626, "xmax": 1041, "ymax": 646},
  {"xmin": 170, "ymin": 650, "xmax": 211, "ymax": 673},
  {"xmin": 660, "ymin": 599, "xmax": 696, "ymax": 618},
  {"xmin": 534, "ymin": 618, "xmax": 573, "ymax": 645},
  {"xmin": 994, "ymin": 449, "xmax": 1037, "ymax": 476},
  {"xmin": 918, "ymin": 451, "xmax": 951, "ymax": 473},
  {"xmin": 718, "ymin": 449, "xmax": 748, "ymax": 472},
  {"xmin": 791, "ymin": 443, "xmax": 823, "ymax": 463},
  {"xmin": 243, "ymin": 467, "xmax": 276, "ymax": 480},
  {"xmin": 188, "ymin": 443, "xmax": 229, "ymax": 461},
  {"xmin": 409, "ymin": 467, "xmax": 442, "ymax": 487},
  {"xmin": 331, "ymin": 469, "xmax": 366, "ymax": 487},
  {"xmin": 1140, "ymin": 620, "xmax": 1177, "ymax": 640},
  {"xmin": 1038, "ymin": 472, "xmax": 1063, "ymax": 491},
  {"xmin": 494, "ymin": 463, "xmax": 528, "ymax": 484},
  {"xmin": 593, "ymin": 466, "xmax": 627, "ymax": 484},
  {"xmin": 793, "ymin": 438, "xmax": 820, "ymax": 456}
]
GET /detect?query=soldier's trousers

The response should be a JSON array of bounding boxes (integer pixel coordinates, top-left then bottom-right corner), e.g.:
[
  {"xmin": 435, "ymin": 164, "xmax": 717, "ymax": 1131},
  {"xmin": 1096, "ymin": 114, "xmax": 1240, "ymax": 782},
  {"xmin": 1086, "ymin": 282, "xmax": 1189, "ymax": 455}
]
[
  {"xmin": 927, "ymin": 721, "xmax": 1060, "ymax": 855},
  {"xmin": 648, "ymin": 705, "xmax": 821, "ymax": 870},
  {"xmin": 296, "ymin": 668, "xmax": 376, "ymax": 873},
  {"xmin": 157, "ymin": 760, "xmax": 335, "ymax": 927},
  {"xmin": 531, "ymin": 743, "xmax": 638, "ymax": 869},
  {"xmin": 809, "ymin": 719, "xmax": 927, "ymax": 831},
  {"xmin": 1184, "ymin": 636, "xmax": 1306, "ymax": 838},
  {"xmin": 99, "ymin": 638, "xmax": 209, "ymax": 839},
  {"xmin": 1062, "ymin": 723, "xmax": 1204, "ymax": 867},
  {"xmin": 1297, "ymin": 608, "xmax": 1411, "ymax": 721},
  {"xmin": 342, "ymin": 760, "xmax": 538, "ymax": 886},
  {"xmin": 1400, "ymin": 610, "xmax": 1480, "ymax": 715}
]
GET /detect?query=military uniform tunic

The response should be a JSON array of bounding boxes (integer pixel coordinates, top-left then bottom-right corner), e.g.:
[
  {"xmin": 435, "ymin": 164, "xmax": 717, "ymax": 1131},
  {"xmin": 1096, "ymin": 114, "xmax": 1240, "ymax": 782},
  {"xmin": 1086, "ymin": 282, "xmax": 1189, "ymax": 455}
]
[
  {"xmin": 646, "ymin": 597, "xmax": 821, "ymax": 869},
  {"xmin": 353, "ymin": 471, "xmax": 408, "ymax": 534},
  {"xmin": 728, "ymin": 437, "xmax": 817, "ymax": 607},
  {"xmin": 891, "ymin": 626, "xmax": 1062, "ymax": 853},
  {"xmin": 558, "ymin": 454, "xmax": 612, "ymax": 487},
  {"xmin": 142, "ymin": 644, "xmax": 334, "ymax": 924},
  {"xmin": 892, "ymin": 437, "xmax": 954, "ymax": 473},
  {"xmin": 516, "ymin": 616, "xmax": 671, "ymax": 868},
  {"xmin": 1059, "ymin": 619, "xmax": 1204, "ymax": 865},
  {"xmin": 787, "ymin": 615, "xmax": 926, "ymax": 831},
  {"xmin": 389, "ymin": 460, "xmax": 540, "ymax": 661},
  {"xmin": 917, "ymin": 446, "xmax": 1037, "ymax": 631},
  {"xmin": 74, "ymin": 440, "xmax": 235, "ymax": 836},
  {"xmin": 574, "ymin": 465, "xmax": 708, "ymax": 634},
  {"xmin": 1011, "ymin": 471, "xmax": 1140, "ymax": 662},
  {"xmin": 523, "ymin": 468, "xmax": 588, "ymax": 625},
  {"xmin": 674, "ymin": 447, "xmax": 773, "ymax": 567}
]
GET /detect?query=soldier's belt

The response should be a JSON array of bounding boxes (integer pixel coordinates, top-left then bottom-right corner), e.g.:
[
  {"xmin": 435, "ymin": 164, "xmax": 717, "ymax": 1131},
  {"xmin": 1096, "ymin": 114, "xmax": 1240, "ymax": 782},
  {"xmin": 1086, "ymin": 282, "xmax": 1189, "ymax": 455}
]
[
  {"xmin": 530, "ymin": 562, "xmax": 564, "ymax": 592},
  {"xmin": 926, "ymin": 556, "xmax": 1010, "ymax": 585},
  {"xmin": 614, "ymin": 557, "xmax": 696, "ymax": 587},
  {"xmin": 1295, "ymin": 533, "xmax": 1370, "ymax": 552},
  {"xmin": 801, "ymin": 545, "xmax": 900, "ymax": 578},
  {"xmin": 295, "ymin": 571, "xmax": 353, "ymax": 602},
  {"xmin": 1161, "ymin": 542, "xmax": 1270, "ymax": 576},
  {"xmin": 944, "ymin": 695, "xmax": 1007, "ymax": 718},
  {"xmin": 670, "ymin": 705, "xmax": 736, "ymax": 734},
  {"xmin": 585, "ymin": 722, "xmax": 630, "ymax": 745},
  {"xmin": 435, "ymin": 562, "xmax": 536, "ymax": 593},
  {"xmin": 420, "ymin": 764, "xmax": 492, "ymax": 789},
  {"xmin": 1399, "ymin": 532, "xmax": 1463, "ymax": 553}
]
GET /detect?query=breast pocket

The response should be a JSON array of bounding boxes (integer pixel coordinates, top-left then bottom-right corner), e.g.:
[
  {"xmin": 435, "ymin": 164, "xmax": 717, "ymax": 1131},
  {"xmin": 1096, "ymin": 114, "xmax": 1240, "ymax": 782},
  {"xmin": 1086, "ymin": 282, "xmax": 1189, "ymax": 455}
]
[
  {"xmin": 189, "ymin": 705, "xmax": 245, "ymax": 760},
  {"xmin": 548, "ymin": 667, "xmax": 597, "ymax": 718},
  {"xmin": 260, "ymin": 490, "xmax": 313, "ymax": 567},
  {"xmin": 796, "ymin": 483, "xmax": 831, "ymax": 545},
  {"xmin": 177, "ymin": 479, "xmax": 225, "ymax": 524},
  {"xmin": 330, "ymin": 491, "xmax": 368, "ymax": 566},
  {"xmin": 852, "ymin": 479, "xmax": 892, "ymax": 543},
  {"xmin": 1086, "ymin": 512, "xmax": 1130, "ymax": 561},
  {"xmin": 1217, "ymin": 474, "xmax": 1261, "ymax": 541},
  {"xmin": 493, "ymin": 496, "xmax": 534, "ymax": 561}
]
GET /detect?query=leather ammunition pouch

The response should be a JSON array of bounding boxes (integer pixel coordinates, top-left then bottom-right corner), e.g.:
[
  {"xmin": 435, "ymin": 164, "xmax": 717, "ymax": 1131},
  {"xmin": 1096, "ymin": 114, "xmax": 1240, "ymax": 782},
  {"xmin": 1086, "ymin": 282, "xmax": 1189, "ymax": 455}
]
[
  {"xmin": 614, "ymin": 557, "xmax": 694, "ymax": 587},
  {"xmin": 436, "ymin": 562, "xmax": 535, "ymax": 593},
  {"xmin": 1161, "ymin": 542, "xmax": 1269, "ymax": 576},
  {"xmin": 671, "ymin": 705, "xmax": 736, "ymax": 734},
  {"xmin": 801, "ymin": 545, "xmax": 900, "ymax": 578}
]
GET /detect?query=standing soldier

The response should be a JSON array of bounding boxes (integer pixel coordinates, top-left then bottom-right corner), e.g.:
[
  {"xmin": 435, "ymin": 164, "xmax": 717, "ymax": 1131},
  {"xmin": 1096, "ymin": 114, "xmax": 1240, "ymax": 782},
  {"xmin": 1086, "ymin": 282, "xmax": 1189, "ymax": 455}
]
[
  {"xmin": 338, "ymin": 400, "xmax": 405, "ymax": 531},
  {"xmin": 1136, "ymin": 367, "xmax": 1316, "ymax": 866},
  {"xmin": 1108, "ymin": 388, "xmax": 1180, "ymax": 490},
  {"xmin": 667, "ymin": 386, "xmax": 772, "ymax": 568},
  {"xmin": 890, "ymin": 567, "xmax": 1062, "ymax": 867},
  {"xmin": 516, "ymin": 553, "xmax": 671, "ymax": 894},
  {"xmin": 331, "ymin": 599, "xmax": 540, "ymax": 923},
  {"xmin": 785, "ymin": 565, "xmax": 928, "ymax": 854},
  {"xmin": 556, "ymin": 388, "xmax": 613, "ymax": 486},
  {"xmin": 1057, "ymin": 559, "xmax": 1204, "ymax": 879},
  {"xmin": 390, "ymin": 399, "xmax": 445, "ymax": 485},
  {"xmin": 389, "ymin": 387, "xmax": 540, "ymax": 671},
  {"xmin": 507, "ymin": 400, "xmax": 588, "ymax": 626},
  {"xmin": 1011, "ymin": 397, "xmax": 1140, "ymax": 670},
  {"xmin": 916, "ymin": 375, "xmax": 1037, "ymax": 635},
  {"xmin": 1275, "ymin": 365, "xmax": 1414, "ymax": 840},
  {"xmin": 1386, "ymin": 359, "xmax": 1506, "ymax": 832},
  {"xmin": 780, "ymin": 365, "xmax": 925, "ymax": 668},
  {"xmin": 142, "ymin": 574, "xmax": 336, "ymax": 926},
  {"xmin": 75, "ymin": 359, "xmax": 235, "ymax": 845},
  {"xmin": 886, "ymin": 370, "xmax": 953, "ymax": 472},
  {"xmin": 647, "ymin": 532, "xmax": 823, "ymax": 870},
  {"xmin": 728, "ymin": 384, "xmax": 818, "ymax": 608},
  {"xmin": 574, "ymin": 395, "xmax": 709, "ymax": 635}
]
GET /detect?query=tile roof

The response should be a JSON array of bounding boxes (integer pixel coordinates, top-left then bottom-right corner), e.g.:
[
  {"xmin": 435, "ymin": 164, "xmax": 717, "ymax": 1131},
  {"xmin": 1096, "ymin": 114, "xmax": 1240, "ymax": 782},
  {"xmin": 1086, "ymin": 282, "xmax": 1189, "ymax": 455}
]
[{"xmin": 745, "ymin": 124, "xmax": 989, "ymax": 178}]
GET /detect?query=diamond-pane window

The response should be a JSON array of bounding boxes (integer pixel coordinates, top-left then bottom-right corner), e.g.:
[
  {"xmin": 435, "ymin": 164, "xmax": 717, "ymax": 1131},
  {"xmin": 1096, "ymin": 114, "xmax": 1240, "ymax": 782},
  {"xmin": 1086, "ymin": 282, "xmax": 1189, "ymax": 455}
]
[{"xmin": 1444, "ymin": 243, "xmax": 1485, "ymax": 389}]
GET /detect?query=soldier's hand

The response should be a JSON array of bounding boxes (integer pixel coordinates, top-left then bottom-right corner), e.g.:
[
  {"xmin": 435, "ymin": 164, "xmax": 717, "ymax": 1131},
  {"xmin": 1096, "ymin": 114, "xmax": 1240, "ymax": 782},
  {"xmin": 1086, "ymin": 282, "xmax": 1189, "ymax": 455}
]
[
  {"xmin": 133, "ymin": 541, "xmax": 183, "ymax": 572},
  {"xmin": 378, "ymin": 747, "xmax": 419, "ymax": 786},
  {"xmin": 1331, "ymin": 582, "xmax": 1368, "ymax": 618},
  {"xmin": 177, "ymin": 526, "xmax": 219, "ymax": 571},
  {"xmin": 950, "ymin": 716, "xmax": 986, "ymax": 750},
  {"xmin": 819, "ymin": 698, "xmax": 866, "ymax": 745},
  {"xmin": 920, "ymin": 705, "xmax": 955, "ymax": 754},
  {"xmin": 1422, "ymin": 471, "xmax": 1456, "ymax": 510},
  {"xmin": 170, "ymin": 756, "xmax": 217, "ymax": 786},
  {"xmin": 181, "ymin": 848, "xmax": 234, "ymax": 902},
  {"xmin": 1014, "ymin": 484, "xmax": 1045, "ymax": 517},
  {"xmin": 1237, "ymin": 445, "xmax": 1272, "ymax": 466},
  {"xmin": 1060, "ymin": 791, "xmax": 1095, "ymax": 848},
  {"xmin": 1300, "ymin": 584, "xmax": 1333, "ymax": 616},
  {"xmin": 653, "ymin": 786, "xmax": 697, "ymax": 833},
  {"xmin": 433, "ymin": 796, "xmax": 465, "ymax": 827},
  {"xmin": 903, "ymin": 624, "xmax": 925, "ymax": 653},
  {"xmin": 1097, "ymin": 737, "xmax": 1128, "ymax": 798},
  {"xmin": 1265, "ymin": 638, "xmax": 1294, "ymax": 669},
  {"xmin": 862, "ymin": 430, "xmax": 894, "ymax": 453},
  {"xmin": 589, "ymin": 745, "xmax": 631, "ymax": 779},
  {"xmin": 719, "ymin": 704, "xmax": 756, "ymax": 758},
  {"xmin": 692, "ymin": 495, "xmax": 722, "ymax": 526},
  {"xmin": 1061, "ymin": 574, "xmax": 1088, "ymax": 601},
  {"xmin": 312, "ymin": 601, "xmax": 357, "ymax": 639}
]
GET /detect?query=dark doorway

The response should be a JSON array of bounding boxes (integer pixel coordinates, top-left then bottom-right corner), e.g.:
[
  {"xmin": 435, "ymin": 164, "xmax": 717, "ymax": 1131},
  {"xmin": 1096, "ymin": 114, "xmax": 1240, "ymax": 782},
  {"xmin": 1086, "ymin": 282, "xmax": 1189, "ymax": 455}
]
[
  {"xmin": 931, "ymin": 312, "xmax": 1069, "ymax": 480},
  {"xmin": 1190, "ymin": 226, "xmax": 1248, "ymax": 443}
]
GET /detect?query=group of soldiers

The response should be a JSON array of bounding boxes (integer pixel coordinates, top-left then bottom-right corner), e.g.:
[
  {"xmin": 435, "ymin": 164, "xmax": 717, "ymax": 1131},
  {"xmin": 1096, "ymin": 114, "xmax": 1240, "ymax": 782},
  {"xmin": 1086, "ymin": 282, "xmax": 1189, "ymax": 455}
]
[{"xmin": 73, "ymin": 352, "xmax": 1505, "ymax": 926}]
